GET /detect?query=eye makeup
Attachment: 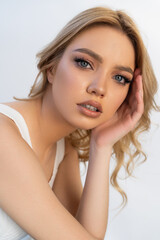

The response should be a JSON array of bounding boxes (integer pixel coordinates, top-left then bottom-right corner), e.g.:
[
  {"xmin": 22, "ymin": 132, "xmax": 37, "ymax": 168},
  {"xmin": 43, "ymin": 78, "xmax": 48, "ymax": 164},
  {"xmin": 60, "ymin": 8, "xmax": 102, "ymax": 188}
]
[
  {"xmin": 113, "ymin": 74, "xmax": 133, "ymax": 86},
  {"xmin": 73, "ymin": 56, "xmax": 94, "ymax": 70},
  {"xmin": 71, "ymin": 53, "xmax": 133, "ymax": 86}
]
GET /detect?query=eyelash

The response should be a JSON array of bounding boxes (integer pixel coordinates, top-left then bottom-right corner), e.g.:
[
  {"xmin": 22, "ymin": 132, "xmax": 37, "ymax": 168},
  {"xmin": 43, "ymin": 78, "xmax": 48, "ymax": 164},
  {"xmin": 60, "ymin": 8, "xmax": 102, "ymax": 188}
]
[
  {"xmin": 74, "ymin": 57, "xmax": 93, "ymax": 69},
  {"xmin": 113, "ymin": 75, "xmax": 132, "ymax": 86},
  {"xmin": 74, "ymin": 57, "xmax": 132, "ymax": 86}
]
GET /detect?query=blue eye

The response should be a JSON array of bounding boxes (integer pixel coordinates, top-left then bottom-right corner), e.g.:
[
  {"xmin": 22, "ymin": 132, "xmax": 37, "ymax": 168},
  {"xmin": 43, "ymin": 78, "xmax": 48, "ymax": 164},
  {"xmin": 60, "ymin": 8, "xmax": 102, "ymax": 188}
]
[
  {"xmin": 74, "ymin": 58, "xmax": 92, "ymax": 69},
  {"xmin": 114, "ymin": 75, "xmax": 132, "ymax": 85}
]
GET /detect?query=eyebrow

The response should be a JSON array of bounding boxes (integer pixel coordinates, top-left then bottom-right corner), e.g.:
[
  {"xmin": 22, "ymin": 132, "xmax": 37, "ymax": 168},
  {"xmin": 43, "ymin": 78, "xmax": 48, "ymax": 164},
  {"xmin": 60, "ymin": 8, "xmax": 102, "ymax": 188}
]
[
  {"xmin": 114, "ymin": 65, "xmax": 134, "ymax": 75},
  {"xmin": 73, "ymin": 48, "xmax": 103, "ymax": 63},
  {"xmin": 73, "ymin": 48, "xmax": 134, "ymax": 75}
]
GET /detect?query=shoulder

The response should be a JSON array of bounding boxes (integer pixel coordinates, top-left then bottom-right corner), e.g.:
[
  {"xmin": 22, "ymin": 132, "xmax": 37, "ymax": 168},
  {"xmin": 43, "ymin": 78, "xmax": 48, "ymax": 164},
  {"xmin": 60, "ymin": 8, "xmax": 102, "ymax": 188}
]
[
  {"xmin": 0, "ymin": 112, "xmax": 22, "ymax": 138},
  {"xmin": 0, "ymin": 101, "xmax": 27, "ymax": 137},
  {"xmin": 0, "ymin": 110, "xmax": 36, "ymax": 164}
]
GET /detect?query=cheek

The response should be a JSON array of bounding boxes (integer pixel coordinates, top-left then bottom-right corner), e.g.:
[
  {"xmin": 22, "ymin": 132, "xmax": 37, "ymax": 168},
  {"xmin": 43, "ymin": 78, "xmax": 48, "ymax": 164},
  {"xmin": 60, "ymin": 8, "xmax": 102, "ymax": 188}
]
[
  {"xmin": 105, "ymin": 87, "xmax": 129, "ymax": 116},
  {"xmin": 54, "ymin": 61, "xmax": 84, "ymax": 92},
  {"xmin": 113, "ymin": 95, "xmax": 125, "ymax": 110},
  {"xmin": 51, "ymin": 61, "xmax": 84, "ymax": 113}
]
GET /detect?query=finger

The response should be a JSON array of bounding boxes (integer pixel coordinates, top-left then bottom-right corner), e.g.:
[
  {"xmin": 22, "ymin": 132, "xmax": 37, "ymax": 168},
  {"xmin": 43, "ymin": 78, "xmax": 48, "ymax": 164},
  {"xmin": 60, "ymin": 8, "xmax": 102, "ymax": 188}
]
[
  {"xmin": 128, "ymin": 71, "xmax": 143, "ymax": 106},
  {"xmin": 136, "ymin": 74, "xmax": 144, "ymax": 99},
  {"xmin": 126, "ymin": 70, "xmax": 139, "ymax": 104},
  {"xmin": 132, "ymin": 75, "xmax": 144, "ymax": 122},
  {"xmin": 134, "ymin": 68, "xmax": 141, "ymax": 79}
]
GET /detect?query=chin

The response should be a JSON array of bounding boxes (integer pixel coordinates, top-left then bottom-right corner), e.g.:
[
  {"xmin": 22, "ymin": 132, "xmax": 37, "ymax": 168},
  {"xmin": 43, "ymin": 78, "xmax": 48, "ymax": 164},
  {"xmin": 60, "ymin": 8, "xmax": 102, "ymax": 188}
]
[
  {"xmin": 72, "ymin": 120, "xmax": 99, "ymax": 131},
  {"xmin": 64, "ymin": 111, "xmax": 104, "ymax": 131}
]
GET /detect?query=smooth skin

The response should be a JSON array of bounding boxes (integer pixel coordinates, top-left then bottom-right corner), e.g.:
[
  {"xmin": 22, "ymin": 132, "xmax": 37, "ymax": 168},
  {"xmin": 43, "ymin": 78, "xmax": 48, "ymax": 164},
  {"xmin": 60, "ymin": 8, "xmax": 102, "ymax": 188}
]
[{"xmin": 0, "ymin": 26, "xmax": 144, "ymax": 240}]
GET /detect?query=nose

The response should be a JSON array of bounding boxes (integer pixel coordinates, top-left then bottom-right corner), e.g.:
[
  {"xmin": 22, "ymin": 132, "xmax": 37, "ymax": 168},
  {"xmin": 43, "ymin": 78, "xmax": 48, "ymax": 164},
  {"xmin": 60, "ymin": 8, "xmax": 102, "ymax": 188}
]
[{"xmin": 86, "ymin": 76, "xmax": 106, "ymax": 98}]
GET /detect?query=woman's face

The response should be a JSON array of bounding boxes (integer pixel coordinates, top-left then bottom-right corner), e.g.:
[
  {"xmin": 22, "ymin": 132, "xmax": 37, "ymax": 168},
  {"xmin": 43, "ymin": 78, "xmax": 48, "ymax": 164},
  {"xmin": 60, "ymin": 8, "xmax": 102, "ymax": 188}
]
[{"xmin": 47, "ymin": 25, "xmax": 135, "ymax": 130}]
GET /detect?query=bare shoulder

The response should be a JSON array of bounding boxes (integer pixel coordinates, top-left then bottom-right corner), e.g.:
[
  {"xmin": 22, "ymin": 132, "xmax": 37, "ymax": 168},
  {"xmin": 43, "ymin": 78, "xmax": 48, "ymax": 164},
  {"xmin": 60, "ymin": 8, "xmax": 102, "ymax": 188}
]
[
  {"xmin": 0, "ymin": 111, "xmax": 22, "ymax": 138},
  {"xmin": 0, "ymin": 111, "xmax": 34, "ymax": 157},
  {"xmin": 0, "ymin": 115, "xmax": 97, "ymax": 239},
  {"xmin": 0, "ymin": 111, "xmax": 44, "ymax": 190},
  {"xmin": 0, "ymin": 111, "xmax": 45, "ymax": 199}
]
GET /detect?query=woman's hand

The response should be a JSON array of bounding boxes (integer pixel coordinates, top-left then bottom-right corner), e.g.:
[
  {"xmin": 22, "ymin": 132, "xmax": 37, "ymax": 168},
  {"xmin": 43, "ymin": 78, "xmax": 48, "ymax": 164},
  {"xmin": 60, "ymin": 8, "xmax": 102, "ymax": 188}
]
[{"xmin": 91, "ymin": 69, "xmax": 144, "ymax": 149}]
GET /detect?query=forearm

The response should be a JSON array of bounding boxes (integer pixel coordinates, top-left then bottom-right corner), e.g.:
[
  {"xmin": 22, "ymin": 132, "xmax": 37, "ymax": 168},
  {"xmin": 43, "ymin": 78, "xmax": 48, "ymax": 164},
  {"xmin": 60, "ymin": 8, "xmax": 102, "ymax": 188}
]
[{"xmin": 76, "ymin": 142, "xmax": 112, "ymax": 240}]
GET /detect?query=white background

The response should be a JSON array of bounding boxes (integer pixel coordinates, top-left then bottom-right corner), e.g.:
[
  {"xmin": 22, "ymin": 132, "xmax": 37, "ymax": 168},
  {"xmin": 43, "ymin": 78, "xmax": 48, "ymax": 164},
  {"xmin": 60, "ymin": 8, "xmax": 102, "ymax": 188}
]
[{"xmin": 0, "ymin": 1, "xmax": 160, "ymax": 239}]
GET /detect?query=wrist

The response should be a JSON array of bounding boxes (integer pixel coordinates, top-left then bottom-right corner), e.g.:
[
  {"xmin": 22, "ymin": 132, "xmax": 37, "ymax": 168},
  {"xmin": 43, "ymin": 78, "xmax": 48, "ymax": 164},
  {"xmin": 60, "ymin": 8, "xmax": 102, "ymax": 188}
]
[
  {"xmin": 90, "ymin": 137, "xmax": 113, "ymax": 152},
  {"xmin": 89, "ymin": 138, "xmax": 113, "ymax": 160}
]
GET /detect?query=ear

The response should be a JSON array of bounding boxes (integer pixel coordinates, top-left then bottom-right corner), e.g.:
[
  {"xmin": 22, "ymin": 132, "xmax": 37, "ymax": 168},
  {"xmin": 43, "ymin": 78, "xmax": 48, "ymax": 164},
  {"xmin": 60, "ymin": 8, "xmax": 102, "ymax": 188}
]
[{"xmin": 47, "ymin": 67, "xmax": 55, "ymax": 84}]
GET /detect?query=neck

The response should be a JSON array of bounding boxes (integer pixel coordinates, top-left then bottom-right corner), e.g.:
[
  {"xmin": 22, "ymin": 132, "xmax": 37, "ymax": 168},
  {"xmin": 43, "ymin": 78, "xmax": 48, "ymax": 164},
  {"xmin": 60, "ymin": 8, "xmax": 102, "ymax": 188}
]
[{"xmin": 35, "ymin": 86, "xmax": 76, "ymax": 149}]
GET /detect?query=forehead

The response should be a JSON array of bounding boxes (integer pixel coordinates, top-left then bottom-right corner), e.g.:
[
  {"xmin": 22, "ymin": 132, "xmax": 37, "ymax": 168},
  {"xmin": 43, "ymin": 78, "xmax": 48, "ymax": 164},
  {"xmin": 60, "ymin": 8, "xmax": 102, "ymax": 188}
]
[{"xmin": 65, "ymin": 25, "xmax": 135, "ymax": 67}]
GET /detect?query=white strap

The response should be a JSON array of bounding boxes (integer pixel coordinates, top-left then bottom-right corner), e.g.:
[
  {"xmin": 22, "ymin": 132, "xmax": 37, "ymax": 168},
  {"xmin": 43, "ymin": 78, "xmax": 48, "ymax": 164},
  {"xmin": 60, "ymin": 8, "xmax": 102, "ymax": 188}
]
[
  {"xmin": 56, "ymin": 138, "xmax": 65, "ymax": 166},
  {"xmin": 49, "ymin": 138, "xmax": 65, "ymax": 187},
  {"xmin": 0, "ymin": 103, "xmax": 65, "ymax": 188},
  {"xmin": 0, "ymin": 104, "xmax": 32, "ymax": 148}
]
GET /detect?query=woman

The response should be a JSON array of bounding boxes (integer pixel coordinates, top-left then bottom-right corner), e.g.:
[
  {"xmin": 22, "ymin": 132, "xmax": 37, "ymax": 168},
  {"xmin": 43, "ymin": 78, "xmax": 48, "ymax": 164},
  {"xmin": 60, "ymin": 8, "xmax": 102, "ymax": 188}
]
[{"xmin": 0, "ymin": 6, "xmax": 159, "ymax": 240}]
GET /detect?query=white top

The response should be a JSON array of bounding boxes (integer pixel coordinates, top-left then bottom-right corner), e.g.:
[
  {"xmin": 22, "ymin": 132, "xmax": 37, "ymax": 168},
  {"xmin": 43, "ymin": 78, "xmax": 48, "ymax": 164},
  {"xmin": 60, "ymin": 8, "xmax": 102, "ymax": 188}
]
[{"xmin": 0, "ymin": 103, "xmax": 65, "ymax": 240}]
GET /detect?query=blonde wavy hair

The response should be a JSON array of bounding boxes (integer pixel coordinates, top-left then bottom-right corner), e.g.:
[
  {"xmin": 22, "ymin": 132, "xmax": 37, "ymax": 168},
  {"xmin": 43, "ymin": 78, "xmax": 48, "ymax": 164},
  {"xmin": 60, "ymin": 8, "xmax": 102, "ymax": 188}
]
[{"xmin": 14, "ymin": 7, "xmax": 159, "ymax": 208}]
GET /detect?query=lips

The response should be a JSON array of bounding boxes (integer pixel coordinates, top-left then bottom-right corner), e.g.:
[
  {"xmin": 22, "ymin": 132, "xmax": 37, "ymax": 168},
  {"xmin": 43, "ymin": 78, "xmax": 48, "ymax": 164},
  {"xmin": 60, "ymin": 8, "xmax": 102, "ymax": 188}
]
[
  {"xmin": 77, "ymin": 100, "xmax": 103, "ymax": 113},
  {"xmin": 77, "ymin": 100, "xmax": 103, "ymax": 118}
]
